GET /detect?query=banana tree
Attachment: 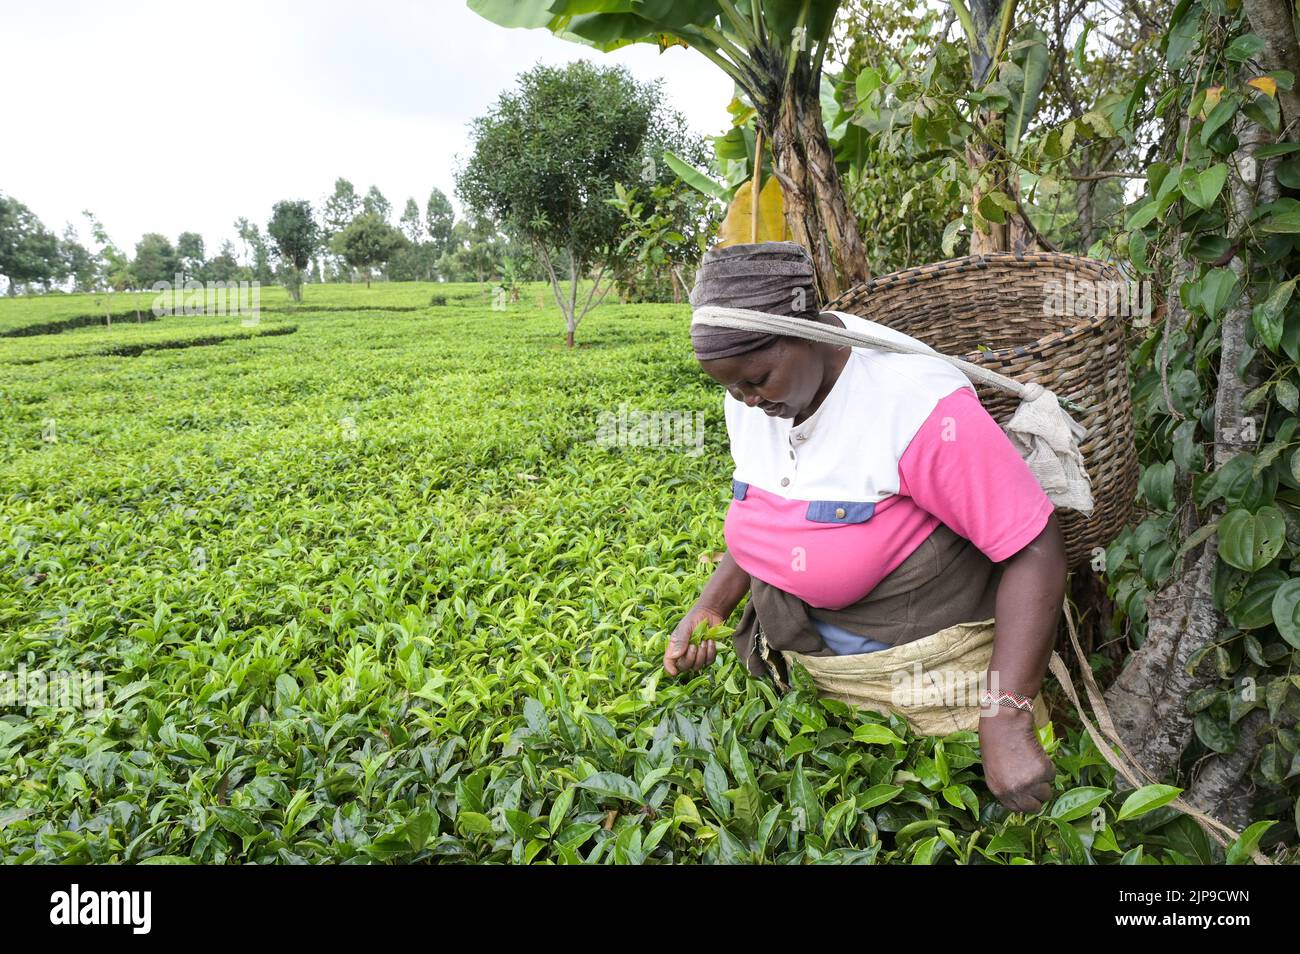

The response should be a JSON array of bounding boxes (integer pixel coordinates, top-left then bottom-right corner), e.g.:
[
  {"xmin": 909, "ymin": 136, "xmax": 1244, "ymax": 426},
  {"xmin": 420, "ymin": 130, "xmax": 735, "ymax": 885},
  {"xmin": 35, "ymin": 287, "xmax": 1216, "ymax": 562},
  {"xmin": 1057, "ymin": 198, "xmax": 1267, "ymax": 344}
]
[
  {"xmin": 468, "ymin": 0, "xmax": 871, "ymax": 301},
  {"xmin": 664, "ymin": 93, "xmax": 793, "ymax": 247}
]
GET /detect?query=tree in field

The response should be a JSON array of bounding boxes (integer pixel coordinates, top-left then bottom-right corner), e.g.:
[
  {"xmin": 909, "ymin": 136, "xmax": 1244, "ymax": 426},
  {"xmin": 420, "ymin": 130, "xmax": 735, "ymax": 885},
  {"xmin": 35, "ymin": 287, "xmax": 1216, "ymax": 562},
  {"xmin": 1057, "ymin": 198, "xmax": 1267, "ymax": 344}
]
[
  {"xmin": 436, "ymin": 217, "xmax": 505, "ymax": 283},
  {"xmin": 84, "ymin": 212, "xmax": 133, "ymax": 291},
  {"xmin": 60, "ymin": 225, "xmax": 97, "ymax": 292},
  {"xmin": 426, "ymin": 188, "xmax": 455, "ymax": 259},
  {"xmin": 132, "ymin": 233, "xmax": 180, "ymax": 288},
  {"xmin": 388, "ymin": 242, "xmax": 437, "ymax": 282},
  {"xmin": 390, "ymin": 197, "xmax": 438, "ymax": 281},
  {"xmin": 267, "ymin": 200, "xmax": 318, "ymax": 302},
  {"xmin": 234, "ymin": 218, "xmax": 274, "ymax": 284},
  {"xmin": 0, "ymin": 194, "xmax": 64, "ymax": 295},
  {"xmin": 469, "ymin": 0, "xmax": 870, "ymax": 300},
  {"xmin": 176, "ymin": 231, "xmax": 205, "ymax": 282},
  {"xmin": 234, "ymin": 216, "xmax": 252, "ymax": 265},
  {"xmin": 205, "ymin": 241, "xmax": 241, "ymax": 283},
  {"xmin": 323, "ymin": 178, "xmax": 361, "ymax": 231},
  {"xmin": 329, "ymin": 212, "xmax": 406, "ymax": 287},
  {"xmin": 399, "ymin": 198, "xmax": 424, "ymax": 243},
  {"xmin": 321, "ymin": 178, "xmax": 362, "ymax": 280},
  {"xmin": 363, "ymin": 185, "xmax": 392, "ymax": 222},
  {"xmin": 457, "ymin": 60, "xmax": 672, "ymax": 347}
]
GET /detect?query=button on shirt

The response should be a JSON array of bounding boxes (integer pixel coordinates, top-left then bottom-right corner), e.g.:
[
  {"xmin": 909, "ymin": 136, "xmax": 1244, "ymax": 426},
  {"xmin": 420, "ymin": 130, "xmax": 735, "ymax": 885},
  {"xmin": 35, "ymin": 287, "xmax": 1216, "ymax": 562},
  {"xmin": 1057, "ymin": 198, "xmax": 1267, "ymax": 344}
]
[{"xmin": 723, "ymin": 310, "xmax": 1055, "ymax": 613}]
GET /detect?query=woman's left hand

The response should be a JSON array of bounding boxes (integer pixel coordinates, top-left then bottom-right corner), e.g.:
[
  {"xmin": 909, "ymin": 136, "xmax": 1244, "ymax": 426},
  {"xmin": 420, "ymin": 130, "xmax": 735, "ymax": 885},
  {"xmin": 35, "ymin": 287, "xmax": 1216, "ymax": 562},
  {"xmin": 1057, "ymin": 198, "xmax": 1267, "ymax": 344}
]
[{"xmin": 978, "ymin": 708, "xmax": 1055, "ymax": 814}]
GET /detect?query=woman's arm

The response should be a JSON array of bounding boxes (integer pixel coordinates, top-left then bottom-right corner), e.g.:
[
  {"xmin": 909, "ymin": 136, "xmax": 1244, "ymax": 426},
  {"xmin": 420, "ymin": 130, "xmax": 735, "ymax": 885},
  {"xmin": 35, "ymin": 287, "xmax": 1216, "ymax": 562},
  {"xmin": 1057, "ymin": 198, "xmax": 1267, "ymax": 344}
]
[
  {"xmin": 663, "ymin": 549, "xmax": 751, "ymax": 675},
  {"xmin": 696, "ymin": 549, "xmax": 751, "ymax": 618},
  {"xmin": 979, "ymin": 511, "xmax": 1068, "ymax": 813},
  {"xmin": 989, "ymin": 511, "xmax": 1068, "ymax": 701}
]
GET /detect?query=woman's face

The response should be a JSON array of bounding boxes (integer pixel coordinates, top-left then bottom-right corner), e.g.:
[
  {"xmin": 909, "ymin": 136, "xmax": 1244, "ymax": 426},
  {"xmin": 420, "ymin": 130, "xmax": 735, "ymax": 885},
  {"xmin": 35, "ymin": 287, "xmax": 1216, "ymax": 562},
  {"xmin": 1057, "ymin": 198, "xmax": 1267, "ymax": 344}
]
[{"xmin": 699, "ymin": 339, "xmax": 825, "ymax": 420}]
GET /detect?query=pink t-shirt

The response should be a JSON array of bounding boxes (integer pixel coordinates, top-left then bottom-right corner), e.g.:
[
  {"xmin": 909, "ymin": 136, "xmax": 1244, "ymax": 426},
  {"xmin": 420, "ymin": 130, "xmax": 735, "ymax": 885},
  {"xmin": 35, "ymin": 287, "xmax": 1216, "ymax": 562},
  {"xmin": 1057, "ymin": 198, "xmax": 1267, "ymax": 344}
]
[{"xmin": 723, "ymin": 311, "xmax": 1054, "ymax": 610}]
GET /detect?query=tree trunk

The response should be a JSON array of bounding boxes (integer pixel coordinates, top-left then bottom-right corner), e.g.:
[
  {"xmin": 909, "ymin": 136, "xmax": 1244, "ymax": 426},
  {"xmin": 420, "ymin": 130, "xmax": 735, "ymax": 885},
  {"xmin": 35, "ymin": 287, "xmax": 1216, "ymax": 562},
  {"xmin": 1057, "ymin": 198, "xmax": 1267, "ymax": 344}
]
[
  {"xmin": 1185, "ymin": 63, "xmax": 1282, "ymax": 822},
  {"xmin": 535, "ymin": 240, "xmax": 576, "ymax": 346},
  {"xmin": 1103, "ymin": 534, "xmax": 1222, "ymax": 787},
  {"xmin": 964, "ymin": 0, "xmax": 1036, "ymax": 255},
  {"xmin": 567, "ymin": 248, "xmax": 578, "ymax": 349},
  {"xmin": 766, "ymin": 74, "xmax": 870, "ymax": 303},
  {"xmin": 1103, "ymin": 69, "xmax": 1278, "ymax": 826},
  {"xmin": 965, "ymin": 124, "xmax": 1035, "ymax": 254},
  {"xmin": 1188, "ymin": 710, "xmax": 1271, "ymax": 831},
  {"xmin": 1077, "ymin": 159, "xmax": 1095, "ymax": 251},
  {"xmin": 1242, "ymin": 0, "xmax": 1300, "ymax": 133},
  {"xmin": 795, "ymin": 89, "xmax": 871, "ymax": 294}
]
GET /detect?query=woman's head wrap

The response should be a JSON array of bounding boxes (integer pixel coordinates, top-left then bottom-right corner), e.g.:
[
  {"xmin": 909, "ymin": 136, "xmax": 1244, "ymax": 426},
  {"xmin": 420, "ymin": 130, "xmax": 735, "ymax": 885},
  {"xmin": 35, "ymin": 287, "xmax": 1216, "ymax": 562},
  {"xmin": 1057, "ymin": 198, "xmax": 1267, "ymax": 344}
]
[{"xmin": 689, "ymin": 241, "xmax": 821, "ymax": 361}]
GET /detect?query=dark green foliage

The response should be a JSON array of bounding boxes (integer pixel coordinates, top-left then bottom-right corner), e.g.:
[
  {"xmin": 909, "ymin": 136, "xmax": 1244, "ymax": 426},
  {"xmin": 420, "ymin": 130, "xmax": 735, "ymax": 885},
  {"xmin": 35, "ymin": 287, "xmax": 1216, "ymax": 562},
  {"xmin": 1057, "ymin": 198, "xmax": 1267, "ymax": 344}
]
[
  {"xmin": 0, "ymin": 194, "xmax": 65, "ymax": 294},
  {"xmin": 268, "ymin": 201, "xmax": 319, "ymax": 273},
  {"xmin": 329, "ymin": 213, "xmax": 407, "ymax": 287},
  {"xmin": 132, "ymin": 233, "xmax": 181, "ymax": 288}
]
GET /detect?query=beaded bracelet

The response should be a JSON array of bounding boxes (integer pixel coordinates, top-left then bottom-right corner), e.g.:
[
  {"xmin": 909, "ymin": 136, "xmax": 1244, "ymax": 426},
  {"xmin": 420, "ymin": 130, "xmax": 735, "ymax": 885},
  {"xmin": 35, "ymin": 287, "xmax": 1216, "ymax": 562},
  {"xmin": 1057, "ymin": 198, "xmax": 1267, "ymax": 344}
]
[{"xmin": 980, "ymin": 688, "xmax": 1035, "ymax": 712}]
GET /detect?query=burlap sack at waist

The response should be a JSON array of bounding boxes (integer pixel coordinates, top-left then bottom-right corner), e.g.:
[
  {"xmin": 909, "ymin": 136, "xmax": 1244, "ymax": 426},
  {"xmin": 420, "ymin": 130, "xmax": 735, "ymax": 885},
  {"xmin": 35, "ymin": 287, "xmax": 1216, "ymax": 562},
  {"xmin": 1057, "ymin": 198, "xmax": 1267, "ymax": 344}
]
[
  {"xmin": 730, "ymin": 521, "xmax": 1004, "ymax": 676},
  {"xmin": 780, "ymin": 617, "xmax": 1051, "ymax": 735}
]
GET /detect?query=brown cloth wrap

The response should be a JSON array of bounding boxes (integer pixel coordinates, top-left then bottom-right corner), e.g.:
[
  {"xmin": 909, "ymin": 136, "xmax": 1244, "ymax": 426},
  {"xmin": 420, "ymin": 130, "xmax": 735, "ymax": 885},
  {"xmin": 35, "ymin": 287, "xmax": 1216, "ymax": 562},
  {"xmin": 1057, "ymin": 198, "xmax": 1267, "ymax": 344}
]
[{"xmin": 730, "ymin": 521, "xmax": 1006, "ymax": 684}]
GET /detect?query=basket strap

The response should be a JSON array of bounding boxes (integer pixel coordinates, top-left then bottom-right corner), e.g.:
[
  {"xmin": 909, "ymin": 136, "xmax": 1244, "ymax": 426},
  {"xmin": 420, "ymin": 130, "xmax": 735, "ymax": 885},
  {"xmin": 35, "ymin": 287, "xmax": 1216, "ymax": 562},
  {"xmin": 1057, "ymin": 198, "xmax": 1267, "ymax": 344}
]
[
  {"xmin": 692, "ymin": 304, "xmax": 1097, "ymax": 515},
  {"xmin": 693, "ymin": 305, "xmax": 1036, "ymax": 400}
]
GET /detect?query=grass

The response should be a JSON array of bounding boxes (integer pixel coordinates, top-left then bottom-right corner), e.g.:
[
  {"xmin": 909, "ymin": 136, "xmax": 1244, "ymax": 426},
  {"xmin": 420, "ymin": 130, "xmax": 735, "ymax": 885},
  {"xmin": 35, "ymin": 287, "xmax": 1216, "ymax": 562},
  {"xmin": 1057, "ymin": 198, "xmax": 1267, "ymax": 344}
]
[{"xmin": 0, "ymin": 282, "xmax": 1261, "ymax": 863}]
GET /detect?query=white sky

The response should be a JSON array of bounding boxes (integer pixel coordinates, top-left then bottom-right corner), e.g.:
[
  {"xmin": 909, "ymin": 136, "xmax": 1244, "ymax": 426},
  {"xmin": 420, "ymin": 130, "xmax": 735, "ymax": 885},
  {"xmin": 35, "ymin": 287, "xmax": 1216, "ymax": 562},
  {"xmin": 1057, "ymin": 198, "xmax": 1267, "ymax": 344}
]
[{"xmin": 0, "ymin": 0, "xmax": 733, "ymax": 255}]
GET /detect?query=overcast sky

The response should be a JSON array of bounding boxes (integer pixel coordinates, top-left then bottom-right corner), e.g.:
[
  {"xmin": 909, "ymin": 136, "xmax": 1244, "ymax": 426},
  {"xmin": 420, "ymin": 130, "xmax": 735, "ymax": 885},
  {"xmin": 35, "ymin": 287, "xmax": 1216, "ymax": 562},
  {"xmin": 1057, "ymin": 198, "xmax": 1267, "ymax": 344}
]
[{"xmin": 0, "ymin": 0, "xmax": 734, "ymax": 255}]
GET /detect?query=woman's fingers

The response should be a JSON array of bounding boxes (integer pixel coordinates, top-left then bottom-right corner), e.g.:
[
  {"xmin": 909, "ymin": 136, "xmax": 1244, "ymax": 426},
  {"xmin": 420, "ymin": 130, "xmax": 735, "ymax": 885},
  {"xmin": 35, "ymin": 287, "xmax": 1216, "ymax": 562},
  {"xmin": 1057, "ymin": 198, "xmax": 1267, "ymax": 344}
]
[
  {"xmin": 664, "ymin": 630, "xmax": 692, "ymax": 676},
  {"xmin": 663, "ymin": 639, "xmax": 682, "ymax": 676},
  {"xmin": 664, "ymin": 616, "xmax": 722, "ymax": 676},
  {"xmin": 1010, "ymin": 781, "xmax": 1053, "ymax": 815},
  {"xmin": 664, "ymin": 616, "xmax": 705, "ymax": 674},
  {"xmin": 1006, "ymin": 792, "xmax": 1041, "ymax": 814}
]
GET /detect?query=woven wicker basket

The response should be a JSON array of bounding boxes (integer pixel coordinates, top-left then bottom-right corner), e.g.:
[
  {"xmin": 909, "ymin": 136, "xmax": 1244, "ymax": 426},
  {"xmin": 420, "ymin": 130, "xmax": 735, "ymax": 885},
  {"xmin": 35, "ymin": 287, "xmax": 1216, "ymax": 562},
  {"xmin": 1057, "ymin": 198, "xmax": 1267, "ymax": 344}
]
[{"xmin": 825, "ymin": 251, "xmax": 1138, "ymax": 568}]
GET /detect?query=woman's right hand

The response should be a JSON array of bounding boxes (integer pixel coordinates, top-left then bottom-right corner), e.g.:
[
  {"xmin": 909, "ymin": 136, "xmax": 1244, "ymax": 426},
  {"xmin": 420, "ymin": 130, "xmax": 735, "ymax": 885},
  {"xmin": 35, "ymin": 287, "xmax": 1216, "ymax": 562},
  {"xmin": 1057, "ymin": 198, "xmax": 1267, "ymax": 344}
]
[{"xmin": 664, "ymin": 604, "xmax": 723, "ymax": 676}]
